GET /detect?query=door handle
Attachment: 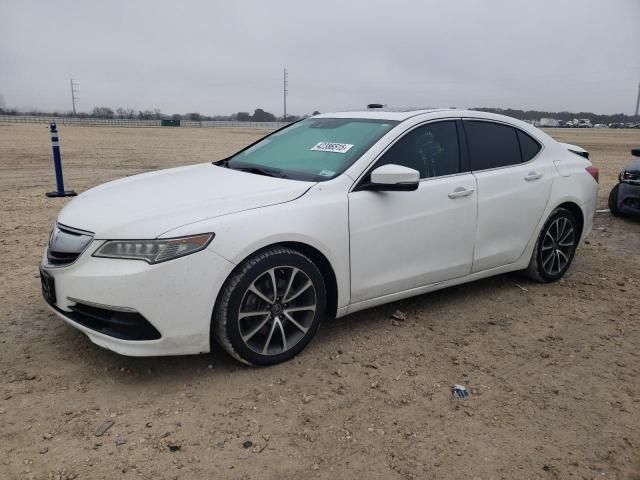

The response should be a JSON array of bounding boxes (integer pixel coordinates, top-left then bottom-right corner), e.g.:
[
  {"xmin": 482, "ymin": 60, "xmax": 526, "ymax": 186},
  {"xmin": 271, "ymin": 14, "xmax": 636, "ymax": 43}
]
[
  {"xmin": 525, "ymin": 171, "xmax": 543, "ymax": 181},
  {"xmin": 448, "ymin": 187, "xmax": 475, "ymax": 199}
]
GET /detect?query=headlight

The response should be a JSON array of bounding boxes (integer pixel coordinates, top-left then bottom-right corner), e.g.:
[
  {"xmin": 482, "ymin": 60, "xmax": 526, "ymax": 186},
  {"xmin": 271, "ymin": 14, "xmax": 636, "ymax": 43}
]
[
  {"xmin": 621, "ymin": 170, "xmax": 639, "ymax": 183},
  {"xmin": 93, "ymin": 233, "xmax": 214, "ymax": 264}
]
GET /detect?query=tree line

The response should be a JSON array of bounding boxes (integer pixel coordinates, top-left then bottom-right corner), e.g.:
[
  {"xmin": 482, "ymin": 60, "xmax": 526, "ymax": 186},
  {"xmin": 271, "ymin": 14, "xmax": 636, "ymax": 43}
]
[
  {"xmin": 0, "ymin": 106, "xmax": 320, "ymax": 123},
  {"xmin": 1, "ymin": 105, "xmax": 635, "ymax": 124},
  {"xmin": 472, "ymin": 107, "xmax": 639, "ymax": 125}
]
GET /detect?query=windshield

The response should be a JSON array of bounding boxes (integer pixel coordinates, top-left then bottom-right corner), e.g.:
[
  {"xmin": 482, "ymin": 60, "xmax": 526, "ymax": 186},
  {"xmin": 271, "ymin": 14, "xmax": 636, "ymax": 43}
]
[{"xmin": 224, "ymin": 118, "xmax": 398, "ymax": 181}]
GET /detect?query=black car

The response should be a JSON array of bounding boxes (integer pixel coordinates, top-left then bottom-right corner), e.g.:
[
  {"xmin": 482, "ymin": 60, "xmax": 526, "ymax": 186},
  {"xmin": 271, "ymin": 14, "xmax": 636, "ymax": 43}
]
[{"xmin": 609, "ymin": 148, "xmax": 640, "ymax": 217}]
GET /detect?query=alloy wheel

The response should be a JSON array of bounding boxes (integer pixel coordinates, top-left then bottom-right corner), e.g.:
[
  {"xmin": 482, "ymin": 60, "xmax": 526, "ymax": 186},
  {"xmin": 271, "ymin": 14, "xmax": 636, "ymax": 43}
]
[
  {"xmin": 540, "ymin": 216, "xmax": 575, "ymax": 276},
  {"xmin": 237, "ymin": 266, "xmax": 317, "ymax": 356}
]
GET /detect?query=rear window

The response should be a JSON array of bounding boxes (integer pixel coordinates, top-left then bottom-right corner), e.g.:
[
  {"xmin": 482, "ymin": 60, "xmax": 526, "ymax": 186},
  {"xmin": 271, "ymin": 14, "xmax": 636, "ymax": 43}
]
[
  {"xmin": 517, "ymin": 130, "xmax": 542, "ymax": 162},
  {"xmin": 465, "ymin": 121, "xmax": 521, "ymax": 171}
]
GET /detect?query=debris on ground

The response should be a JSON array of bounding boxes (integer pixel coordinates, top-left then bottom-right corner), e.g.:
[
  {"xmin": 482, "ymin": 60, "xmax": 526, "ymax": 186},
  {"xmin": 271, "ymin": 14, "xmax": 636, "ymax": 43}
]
[
  {"xmin": 94, "ymin": 420, "xmax": 115, "ymax": 437},
  {"xmin": 167, "ymin": 443, "xmax": 181, "ymax": 452},
  {"xmin": 513, "ymin": 282, "xmax": 529, "ymax": 292},
  {"xmin": 451, "ymin": 385, "xmax": 469, "ymax": 399},
  {"xmin": 362, "ymin": 363, "xmax": 379, "ymax": 370}
]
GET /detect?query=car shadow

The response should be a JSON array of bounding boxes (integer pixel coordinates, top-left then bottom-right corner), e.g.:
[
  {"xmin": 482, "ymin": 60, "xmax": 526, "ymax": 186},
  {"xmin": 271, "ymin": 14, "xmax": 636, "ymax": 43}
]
[
  {"xmin": 320, "ymin": 271, "xmax": 520, "ymax": 336},
  {"xmin": 48, "ymin": 270, "xmax": 528, "ymax": 384}
]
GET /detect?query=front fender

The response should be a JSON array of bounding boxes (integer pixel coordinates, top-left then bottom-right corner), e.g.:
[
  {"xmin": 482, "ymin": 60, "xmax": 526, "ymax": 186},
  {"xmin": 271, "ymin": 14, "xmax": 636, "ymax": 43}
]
[{"xmin": 161, "ymin": 184, "xmax": 351, "ymax": 308}]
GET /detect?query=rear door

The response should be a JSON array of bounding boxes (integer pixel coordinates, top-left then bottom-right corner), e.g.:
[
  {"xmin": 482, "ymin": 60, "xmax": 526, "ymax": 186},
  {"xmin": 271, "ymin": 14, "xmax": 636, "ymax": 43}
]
[
  {"xmin": 463, "ymin": 120, "xmax": 553, "ymax": 272},
  {"xmin": 348, "ymin": 120, "xmax": 477, "ymax": 302}
]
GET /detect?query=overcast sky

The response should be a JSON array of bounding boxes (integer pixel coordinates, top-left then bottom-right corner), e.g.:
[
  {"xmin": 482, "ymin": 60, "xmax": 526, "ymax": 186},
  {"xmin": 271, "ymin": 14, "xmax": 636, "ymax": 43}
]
[{"xmin": 1, "ymin": 0, "xmax": 639, "ymax": 116}]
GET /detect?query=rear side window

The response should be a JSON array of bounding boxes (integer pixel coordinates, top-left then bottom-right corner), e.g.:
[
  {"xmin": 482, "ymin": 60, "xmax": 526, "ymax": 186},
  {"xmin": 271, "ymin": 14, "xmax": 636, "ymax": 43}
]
[
  {"xmin": 377, "ymin": 121, "xmax": 460, "ymax": 179},
  {"xmin": 465, "ymin": 121, "xmax": 521, "ymax": 171},
  {"xmin": 517, "ymin": 130, "xmax": 541, "ymax": 162}
]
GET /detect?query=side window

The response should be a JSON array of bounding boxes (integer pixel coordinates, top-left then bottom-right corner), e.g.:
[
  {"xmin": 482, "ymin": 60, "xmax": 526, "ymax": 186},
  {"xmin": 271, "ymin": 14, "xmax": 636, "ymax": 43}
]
[
  {"xmin": 465, "ymin": 121, "xmax": 521, "ymax": 170},
  {"xmin": 377, "ymin": 121, "xmax": 460, "ymax": 179},
  {"xmin": 517, "ymin": 130, "xmax": 541, "ymax": 162}
]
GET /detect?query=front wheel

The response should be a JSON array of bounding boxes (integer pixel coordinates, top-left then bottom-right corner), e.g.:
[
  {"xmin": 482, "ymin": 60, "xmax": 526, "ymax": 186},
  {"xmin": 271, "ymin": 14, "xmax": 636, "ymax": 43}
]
[
  {"xmin": 213, "ymin": 247, "xmax": 326, "ymax": 366},
  {"xmin": 525, "ymin": 208, "xmax": 579, "ymax": 283},
  {"xmin": 608, "ymin": 184, "xmax": 623, "ymax": 217}
]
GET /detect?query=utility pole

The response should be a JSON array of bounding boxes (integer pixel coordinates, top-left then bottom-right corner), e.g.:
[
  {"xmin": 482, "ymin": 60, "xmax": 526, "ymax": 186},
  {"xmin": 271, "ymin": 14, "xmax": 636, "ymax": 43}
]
[
  {"xmin": 283, "ymin": 68, "xmax": 288, "ymax": 121},
  {"xmin": 635, "ymin": 80, "xmax": 640, "ymax": 117},
  {"xmin": 70, "ymin": 79, "xmax": 79, "ymax": 115}
]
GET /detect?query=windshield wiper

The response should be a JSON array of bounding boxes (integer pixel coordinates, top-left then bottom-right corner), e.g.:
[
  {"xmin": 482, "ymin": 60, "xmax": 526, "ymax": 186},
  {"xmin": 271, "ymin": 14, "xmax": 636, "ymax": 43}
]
[
  {"xmin": 214, "ymin": 159, "xmax": 289, "ymax": 179},
  {"xmin": 231, "ymin": 166, "xmax": 288, "ymax": 179}
]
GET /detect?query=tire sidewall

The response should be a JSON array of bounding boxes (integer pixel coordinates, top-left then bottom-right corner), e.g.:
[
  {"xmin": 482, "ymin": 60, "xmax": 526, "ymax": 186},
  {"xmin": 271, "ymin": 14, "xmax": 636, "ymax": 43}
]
[
  {"xmin": 608, "ymin": 184, "xmax": 622, "ymax": 217},
  {"xmin": 535, "ymin": 208, "xmax": 579, "ymax": 282},
  {"xmin": 220, "ymin": 251, "xmax": 326, "ymax": 366}
]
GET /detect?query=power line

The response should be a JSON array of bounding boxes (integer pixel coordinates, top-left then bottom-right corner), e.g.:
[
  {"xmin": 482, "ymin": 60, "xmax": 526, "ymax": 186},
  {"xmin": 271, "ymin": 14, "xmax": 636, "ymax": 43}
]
[
  {"xmin": 283, "ymin": 68, "xmax": 288, "ymax": 121},
  {"xmin": 70, "ymin": 79, "xmax": 79, "ymax": 115}
]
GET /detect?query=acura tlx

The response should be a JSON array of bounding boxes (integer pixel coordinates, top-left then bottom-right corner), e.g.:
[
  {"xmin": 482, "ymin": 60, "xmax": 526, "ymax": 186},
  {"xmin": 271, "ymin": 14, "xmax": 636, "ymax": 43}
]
[{"xmin": 40, "ymin": 108, "xmax": 598, "ymax": 365}]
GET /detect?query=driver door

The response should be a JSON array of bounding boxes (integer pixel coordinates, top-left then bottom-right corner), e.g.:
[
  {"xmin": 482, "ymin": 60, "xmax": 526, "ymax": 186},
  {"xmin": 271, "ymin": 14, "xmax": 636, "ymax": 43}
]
[{"xmin": 348, "ymin": 120, "xmax": 477, "ymax": 303}]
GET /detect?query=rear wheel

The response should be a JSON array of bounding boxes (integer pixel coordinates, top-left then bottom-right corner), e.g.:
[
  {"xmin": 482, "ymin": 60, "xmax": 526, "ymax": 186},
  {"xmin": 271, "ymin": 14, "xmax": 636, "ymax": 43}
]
[
  {"xmin": 608, "ymin": 184, "xmax": 623, "ymax": 217},
  {"xmin": 525, "ymin": 208, "xmax": 579, "ymax": 282},
  {"xmin": 213, "ymin": 247, "xmax": 326, "ymax": 366}
]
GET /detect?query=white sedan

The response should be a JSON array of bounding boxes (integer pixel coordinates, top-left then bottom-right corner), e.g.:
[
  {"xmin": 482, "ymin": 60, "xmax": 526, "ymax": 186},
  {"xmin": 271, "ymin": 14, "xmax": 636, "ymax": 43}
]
[{"xmin": 40, "ymin": 108, "xmax": 599, "ymax": 365}]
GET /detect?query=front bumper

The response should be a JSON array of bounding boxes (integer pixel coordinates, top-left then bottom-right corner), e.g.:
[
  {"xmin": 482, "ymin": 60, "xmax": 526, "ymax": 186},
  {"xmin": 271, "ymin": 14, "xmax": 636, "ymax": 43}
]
[
  {"xmin": 617, "ymin": 182, "xmax": 640, "ymax": 216},
  {"xmin": 41, "ymin": 241, "xmax": 235, "ymax": 356}
]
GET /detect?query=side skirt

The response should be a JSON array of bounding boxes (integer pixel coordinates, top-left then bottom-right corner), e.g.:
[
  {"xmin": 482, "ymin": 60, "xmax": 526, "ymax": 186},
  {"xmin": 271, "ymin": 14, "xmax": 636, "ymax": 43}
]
[{"xmin": 336, "ymin": 260, "xmax": 527, "ymax": 318}]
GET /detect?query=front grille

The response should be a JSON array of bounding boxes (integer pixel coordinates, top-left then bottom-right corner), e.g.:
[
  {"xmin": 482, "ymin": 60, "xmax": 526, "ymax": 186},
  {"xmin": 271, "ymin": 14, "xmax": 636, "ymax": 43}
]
[
  {"xmin": 47, "ymin": 224, "xmax": 94, "ymax": 267},
  {"xmin": 58, "ymin": 302, "xmax": 161, "ymax": 341}
]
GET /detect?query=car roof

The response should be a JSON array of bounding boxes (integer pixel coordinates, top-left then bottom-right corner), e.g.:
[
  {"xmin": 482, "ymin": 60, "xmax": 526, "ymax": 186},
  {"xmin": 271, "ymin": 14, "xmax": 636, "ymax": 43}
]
[
  {"xmin": 312, "ymin": 108, "xmax": 556, "ymax": 145},
  {"xmin": 313, "ymin": 108, "xmax": 452, "ymax": 121},
  {"xmin": 313, "ymin": 107, "xmax": 529, "ymax": 125}
]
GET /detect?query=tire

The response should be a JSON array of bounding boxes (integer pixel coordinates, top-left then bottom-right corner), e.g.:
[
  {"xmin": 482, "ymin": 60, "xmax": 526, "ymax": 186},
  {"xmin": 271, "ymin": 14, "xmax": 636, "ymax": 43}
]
[
  {"xmin": 608, "ymin": 184, "xmax": 623, "ymax": 217},
  {"xmin": 525, "ymin": 207, "xmax": 580, "ymax": 283},
  {"xmin": 212, "ymin": 247, "xmax": 326, "ymax": 366}
]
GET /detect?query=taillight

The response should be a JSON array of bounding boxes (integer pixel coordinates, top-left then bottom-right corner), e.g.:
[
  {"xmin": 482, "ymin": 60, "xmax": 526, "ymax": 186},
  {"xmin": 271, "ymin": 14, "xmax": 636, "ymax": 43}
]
[{"xmin": 586, "ymin": 166, "xmax": 599, "ymax": 183}]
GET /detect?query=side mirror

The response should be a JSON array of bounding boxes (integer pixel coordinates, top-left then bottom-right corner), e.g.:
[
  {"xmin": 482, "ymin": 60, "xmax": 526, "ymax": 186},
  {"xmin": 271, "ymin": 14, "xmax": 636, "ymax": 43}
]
[{"xmin": 361, "ymin": 164, "xmax": 420, "ymax": 191}]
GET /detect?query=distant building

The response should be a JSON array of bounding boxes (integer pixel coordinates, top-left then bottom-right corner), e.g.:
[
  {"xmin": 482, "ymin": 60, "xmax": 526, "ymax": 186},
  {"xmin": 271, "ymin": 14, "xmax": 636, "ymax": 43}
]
[{"xmin": 539, "ymin": 118, "xmax": 561, "ymax": 127}]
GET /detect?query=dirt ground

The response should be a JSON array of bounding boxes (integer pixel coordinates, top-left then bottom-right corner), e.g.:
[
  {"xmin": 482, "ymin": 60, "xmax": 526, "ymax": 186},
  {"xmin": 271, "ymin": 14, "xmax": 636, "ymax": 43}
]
[{"xmin": 1, "ymin": 124, "xmax": 639, "ymax": 480}]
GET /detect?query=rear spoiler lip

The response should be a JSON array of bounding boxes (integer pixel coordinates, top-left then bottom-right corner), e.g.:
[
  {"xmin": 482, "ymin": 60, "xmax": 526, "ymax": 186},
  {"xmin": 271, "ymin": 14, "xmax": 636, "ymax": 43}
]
[{"xmin": 560, "ymin": 142, "xmax": 589, "ymax": 159}]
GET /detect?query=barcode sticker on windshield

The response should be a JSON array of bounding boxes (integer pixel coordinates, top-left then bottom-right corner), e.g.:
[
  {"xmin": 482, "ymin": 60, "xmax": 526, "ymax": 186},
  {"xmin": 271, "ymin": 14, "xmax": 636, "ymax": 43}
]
[{"xmin": 311, "ymin": 142, "xmax": 354, "ymax": 154}]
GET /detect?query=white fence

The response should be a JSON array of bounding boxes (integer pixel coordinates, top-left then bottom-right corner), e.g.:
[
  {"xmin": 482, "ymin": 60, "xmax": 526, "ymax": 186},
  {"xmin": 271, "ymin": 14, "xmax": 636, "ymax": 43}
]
[{"xmin": 0, "ymin": 115, "xmax": 287, "ymax": 129}]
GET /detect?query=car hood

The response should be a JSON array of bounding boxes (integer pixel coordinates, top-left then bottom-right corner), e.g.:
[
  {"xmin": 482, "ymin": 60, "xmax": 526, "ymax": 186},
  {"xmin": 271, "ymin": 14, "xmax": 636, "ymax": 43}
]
[{"xmin": 58, "ymin": 163, "xmax": 314, "ymax": 239}]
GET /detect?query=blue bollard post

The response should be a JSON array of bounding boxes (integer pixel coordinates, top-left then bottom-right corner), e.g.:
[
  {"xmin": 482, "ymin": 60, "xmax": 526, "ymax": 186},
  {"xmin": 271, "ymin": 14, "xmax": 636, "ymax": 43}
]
[{"xmin": 46, "ymin": 122, "xmax": 76, "ymax": 197}]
